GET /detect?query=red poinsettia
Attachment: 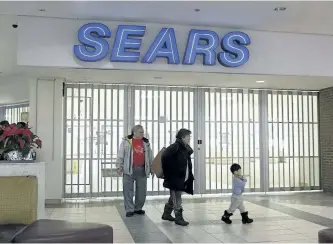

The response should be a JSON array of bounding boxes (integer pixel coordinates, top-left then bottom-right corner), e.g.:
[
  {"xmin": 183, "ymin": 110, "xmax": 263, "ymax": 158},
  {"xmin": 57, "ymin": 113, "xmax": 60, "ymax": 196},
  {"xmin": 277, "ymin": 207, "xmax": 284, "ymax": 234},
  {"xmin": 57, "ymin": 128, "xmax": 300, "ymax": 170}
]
[{"xmin": 0, "ymin": 123, "xmax": 42, "ymax": 156}]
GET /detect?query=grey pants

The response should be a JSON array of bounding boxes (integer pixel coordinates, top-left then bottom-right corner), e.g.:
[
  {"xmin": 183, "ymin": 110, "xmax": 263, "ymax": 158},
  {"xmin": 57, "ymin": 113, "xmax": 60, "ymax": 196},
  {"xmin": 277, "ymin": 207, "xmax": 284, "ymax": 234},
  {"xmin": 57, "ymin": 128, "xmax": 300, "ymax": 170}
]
[
  {"xmin": 167, "ymin": 190, "xmax": 182, "ymax": 211},
  {"xmin": 123, "ymin": 166, "xmax": 147, "ymax": 213},
  {"xmin": 227, "ymin": 194, "xmax": 246, "ymax": 214}
]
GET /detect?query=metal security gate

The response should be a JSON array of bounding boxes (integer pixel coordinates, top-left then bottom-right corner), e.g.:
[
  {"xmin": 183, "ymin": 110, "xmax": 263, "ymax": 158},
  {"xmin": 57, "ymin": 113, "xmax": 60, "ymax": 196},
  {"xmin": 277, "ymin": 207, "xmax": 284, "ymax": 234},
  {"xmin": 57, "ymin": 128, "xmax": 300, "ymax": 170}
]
[
  {"xmin": 132, "ymin": 86, "xmax": 197, "ymax": 195},
  {"xmin": 64, "ymin": 84, "xmax": 197, "ymax": 197},
  {"xmin": 64, "ymin": 84, "xmax": 127, "ymax": 197},
  {"xmin": 64, "ymin": 83, "xmax": 320, "ymax": 198},
  {"xmin": 202, "ymin": 89, "xmax": 260, "ymax": 193},
  {"xmin": 266, "ymin": 91, "xmax": 320, "ymax": 191}
]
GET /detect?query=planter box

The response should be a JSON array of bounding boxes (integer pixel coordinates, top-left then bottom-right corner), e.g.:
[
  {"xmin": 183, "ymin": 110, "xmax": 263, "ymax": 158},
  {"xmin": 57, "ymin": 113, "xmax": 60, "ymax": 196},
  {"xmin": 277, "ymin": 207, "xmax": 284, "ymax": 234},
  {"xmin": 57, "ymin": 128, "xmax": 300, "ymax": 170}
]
[{"xmin": 0, "ymin": 162, "xmax": 46, "ymax": 219}]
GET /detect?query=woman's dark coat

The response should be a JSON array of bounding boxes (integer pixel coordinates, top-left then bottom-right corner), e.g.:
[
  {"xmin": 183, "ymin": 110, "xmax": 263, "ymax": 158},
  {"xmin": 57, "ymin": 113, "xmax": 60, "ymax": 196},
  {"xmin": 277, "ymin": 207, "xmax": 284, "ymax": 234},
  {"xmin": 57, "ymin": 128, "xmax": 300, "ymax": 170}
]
[{"xmin": 161, "ymin": 139, "xmax": 194, "ymax": 195}]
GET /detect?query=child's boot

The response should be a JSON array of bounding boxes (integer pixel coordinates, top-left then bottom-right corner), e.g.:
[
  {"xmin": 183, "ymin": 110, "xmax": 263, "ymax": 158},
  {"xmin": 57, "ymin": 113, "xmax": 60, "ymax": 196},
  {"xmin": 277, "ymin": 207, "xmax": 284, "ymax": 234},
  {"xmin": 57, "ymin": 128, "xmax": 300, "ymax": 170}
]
[
  {"xmin": 241, "ymin": 211, "xmax": 253, "ymax": 224},
  {"xmin": 161, "ymin": 203, "xmax": 175, "ymax": 221},
  {"xmin": 174, "ymin": 209, "xmax": 189, "ymax": 226},
  {"xmin": 221, "ymin": 210, "xmax": 233, "ymax": 224}
]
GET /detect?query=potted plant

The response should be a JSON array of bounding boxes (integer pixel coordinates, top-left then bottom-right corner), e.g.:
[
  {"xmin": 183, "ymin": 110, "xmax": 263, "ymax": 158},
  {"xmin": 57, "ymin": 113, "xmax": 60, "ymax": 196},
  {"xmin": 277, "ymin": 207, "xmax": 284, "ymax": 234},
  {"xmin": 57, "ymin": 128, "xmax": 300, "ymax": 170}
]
[{"xmin": 0, "ymin": 123, "xmax": 42, "ymax": 161}]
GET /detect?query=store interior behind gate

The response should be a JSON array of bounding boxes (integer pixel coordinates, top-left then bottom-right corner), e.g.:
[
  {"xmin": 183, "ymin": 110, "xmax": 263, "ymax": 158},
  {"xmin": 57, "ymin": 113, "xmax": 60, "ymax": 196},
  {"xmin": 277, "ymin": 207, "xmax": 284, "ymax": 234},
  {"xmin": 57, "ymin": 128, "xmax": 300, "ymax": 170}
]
[{"xmin": 61, "ymin": 70, "xmax": 326, "ymax": 199}]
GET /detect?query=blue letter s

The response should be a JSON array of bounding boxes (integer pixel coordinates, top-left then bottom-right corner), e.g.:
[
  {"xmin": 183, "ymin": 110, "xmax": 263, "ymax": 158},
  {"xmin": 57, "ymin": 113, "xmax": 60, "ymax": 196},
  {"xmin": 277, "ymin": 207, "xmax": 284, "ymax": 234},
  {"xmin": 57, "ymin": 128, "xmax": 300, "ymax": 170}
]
[
  {"xmin": 73, "ymin": 23, "xmax": 111, "ymax": 62},
  {"xmin": 218, "ymin": 31, "xmax": 251, "ymax": 67}
]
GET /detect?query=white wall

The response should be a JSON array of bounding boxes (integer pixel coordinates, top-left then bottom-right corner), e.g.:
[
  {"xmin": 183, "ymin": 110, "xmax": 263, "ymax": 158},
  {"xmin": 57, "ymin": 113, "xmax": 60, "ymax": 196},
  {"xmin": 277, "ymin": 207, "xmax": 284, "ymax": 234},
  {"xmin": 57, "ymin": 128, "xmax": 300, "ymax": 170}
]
[
  {"xmin": 29, "ymin": 78, "xmax": 63, "ymax": 201},
  {"xmin": 0, "ymin": 77, "xmax": 29, "ymax": 105},
  {"xmin": 17, "ymin": 16, "xmax": 333, "ymax": 77}
]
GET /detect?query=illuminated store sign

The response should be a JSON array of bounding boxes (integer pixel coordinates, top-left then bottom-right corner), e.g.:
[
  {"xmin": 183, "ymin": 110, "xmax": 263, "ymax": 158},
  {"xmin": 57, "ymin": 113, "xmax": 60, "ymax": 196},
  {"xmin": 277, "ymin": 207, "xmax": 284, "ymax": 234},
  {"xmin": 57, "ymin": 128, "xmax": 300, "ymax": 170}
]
[{"xmin": 73, "ymin": 23, "xmax": 251, "ymax": 68}]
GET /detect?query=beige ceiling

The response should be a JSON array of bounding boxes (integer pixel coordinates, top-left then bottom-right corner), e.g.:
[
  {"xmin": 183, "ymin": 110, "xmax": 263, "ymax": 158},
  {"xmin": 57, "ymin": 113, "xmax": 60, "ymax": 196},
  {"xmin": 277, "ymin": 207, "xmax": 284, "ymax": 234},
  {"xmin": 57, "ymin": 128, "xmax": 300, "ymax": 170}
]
[{"xmin": 1, "ymin": 1, "xmax": 333, "ymax": 35}]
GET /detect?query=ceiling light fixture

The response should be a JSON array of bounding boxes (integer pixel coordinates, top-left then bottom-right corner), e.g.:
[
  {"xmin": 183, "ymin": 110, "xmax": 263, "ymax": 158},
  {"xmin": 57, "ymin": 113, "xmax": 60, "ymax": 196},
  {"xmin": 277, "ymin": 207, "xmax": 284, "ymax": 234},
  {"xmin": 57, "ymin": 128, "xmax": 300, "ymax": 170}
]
[
  {"xmin": 256, "ymin": 80, "xmax": 266, "ymax": 83},
  {"xmin": 194, "ymin": 8, "xmax": 200, "ymax": 12},
  {"xmin": 274, "ymin": 7, "xmax": 286, "ymax": 11}
]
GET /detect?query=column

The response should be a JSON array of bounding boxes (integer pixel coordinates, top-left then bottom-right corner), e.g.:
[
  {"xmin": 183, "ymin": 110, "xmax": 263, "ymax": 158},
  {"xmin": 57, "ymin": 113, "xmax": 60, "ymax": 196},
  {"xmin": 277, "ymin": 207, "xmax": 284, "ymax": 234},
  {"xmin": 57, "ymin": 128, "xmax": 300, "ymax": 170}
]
[
  {"xmin": 319, "ymin": 87, "xmax": 333, "ymax": 192},
  {"xmin": 29, "ymin": 78, "xmax": 64, "ymax": 202}
]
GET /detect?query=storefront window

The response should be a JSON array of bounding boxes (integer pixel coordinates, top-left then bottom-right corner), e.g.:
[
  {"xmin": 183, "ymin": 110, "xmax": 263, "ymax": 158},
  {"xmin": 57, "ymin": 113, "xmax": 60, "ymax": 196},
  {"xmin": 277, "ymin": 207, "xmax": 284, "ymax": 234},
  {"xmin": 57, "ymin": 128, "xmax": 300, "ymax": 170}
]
[{"xmin": 0, "ymin": 103, "xmax": 29, "ymax": 124}]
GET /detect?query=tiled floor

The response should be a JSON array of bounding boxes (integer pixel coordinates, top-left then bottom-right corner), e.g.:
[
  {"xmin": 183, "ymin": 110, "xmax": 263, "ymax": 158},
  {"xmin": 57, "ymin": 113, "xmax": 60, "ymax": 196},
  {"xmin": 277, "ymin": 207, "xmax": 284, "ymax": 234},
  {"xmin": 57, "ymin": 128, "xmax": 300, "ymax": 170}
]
[{"xmin": 46, "ymin": 192, "xmax": 333, "ymax": 243}]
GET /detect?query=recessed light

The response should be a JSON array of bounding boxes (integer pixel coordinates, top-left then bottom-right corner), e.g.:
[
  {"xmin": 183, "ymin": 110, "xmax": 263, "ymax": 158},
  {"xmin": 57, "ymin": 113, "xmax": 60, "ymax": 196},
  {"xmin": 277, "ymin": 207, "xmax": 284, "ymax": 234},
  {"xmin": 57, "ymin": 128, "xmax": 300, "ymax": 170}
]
[
  {"xmin": 256, "ymin": 80, "xmax": 266, "ymax": 83},
  {"xmin": 274, "ymin": 7, "xmax": 286, "ymax": 11},
  {"xmin": 194, "ymin": 8, "xmax": 200, "ymax": 12}
]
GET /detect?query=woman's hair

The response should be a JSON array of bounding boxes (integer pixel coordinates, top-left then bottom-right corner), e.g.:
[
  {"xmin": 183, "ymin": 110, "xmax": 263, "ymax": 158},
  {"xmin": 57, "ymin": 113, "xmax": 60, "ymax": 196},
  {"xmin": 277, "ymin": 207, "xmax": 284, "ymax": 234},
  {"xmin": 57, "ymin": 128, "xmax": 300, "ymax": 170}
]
[
  {"xmin": 176, "ymin": 128, "xmax": 192, "ymax": 139},
  {"xmin": 230, "ymin": 163, "xmax": 241, "ymax": 174},
  {"xmin": 131, "ymin": 125, "xmax": 144, "ymax": 135}
]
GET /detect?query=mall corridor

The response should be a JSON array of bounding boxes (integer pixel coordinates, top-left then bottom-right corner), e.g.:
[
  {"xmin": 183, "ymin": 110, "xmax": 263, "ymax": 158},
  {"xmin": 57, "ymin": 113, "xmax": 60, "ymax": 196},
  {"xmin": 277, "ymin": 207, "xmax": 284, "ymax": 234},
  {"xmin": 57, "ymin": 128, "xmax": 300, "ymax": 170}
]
[
  {"xmin": 2, "ymin": 1, "xmax": 333, "ymax": 243},
  {"xmin": 46, "ymin": 192, "xmax": 328, "ymax": 243}
]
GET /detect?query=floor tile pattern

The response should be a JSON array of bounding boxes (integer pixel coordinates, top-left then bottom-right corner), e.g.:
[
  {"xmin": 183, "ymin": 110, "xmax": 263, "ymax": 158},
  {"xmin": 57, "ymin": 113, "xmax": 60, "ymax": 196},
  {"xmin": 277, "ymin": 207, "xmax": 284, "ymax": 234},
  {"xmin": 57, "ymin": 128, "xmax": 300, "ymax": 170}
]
[
  {"xmin": 116, "ymin": 205, "xmax": 171, "ymax": 243},
  {"xmin": 45, "ymin": 192, "xmax": 333, "ymax": 243}
]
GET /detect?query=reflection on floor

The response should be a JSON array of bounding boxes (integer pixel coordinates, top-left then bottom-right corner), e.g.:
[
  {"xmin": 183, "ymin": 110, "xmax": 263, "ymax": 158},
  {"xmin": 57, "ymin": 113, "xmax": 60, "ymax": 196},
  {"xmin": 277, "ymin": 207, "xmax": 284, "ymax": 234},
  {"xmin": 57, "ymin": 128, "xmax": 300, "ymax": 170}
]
[{"xmin": 46, "ymin": 192, "xmax": 333, "ymax": 243}]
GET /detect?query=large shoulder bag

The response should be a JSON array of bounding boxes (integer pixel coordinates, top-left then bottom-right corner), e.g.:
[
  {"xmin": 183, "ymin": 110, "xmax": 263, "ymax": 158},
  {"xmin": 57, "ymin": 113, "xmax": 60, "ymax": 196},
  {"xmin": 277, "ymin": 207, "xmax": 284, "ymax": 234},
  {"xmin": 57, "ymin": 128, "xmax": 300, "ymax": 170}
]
[{"xmin": 151, "ymin": 147, "xmax": 166, "ymax": 178}]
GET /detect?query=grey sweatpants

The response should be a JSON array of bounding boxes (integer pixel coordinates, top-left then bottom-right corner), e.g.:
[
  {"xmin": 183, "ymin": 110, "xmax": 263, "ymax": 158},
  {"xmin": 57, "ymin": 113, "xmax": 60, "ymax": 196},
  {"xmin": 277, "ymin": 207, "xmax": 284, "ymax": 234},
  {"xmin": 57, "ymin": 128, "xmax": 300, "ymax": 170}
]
[
  {"xmin": 227, "ymin": 194, "xmax": 246, "ymax": 214},
  {"xmin": 167, "ymin": 190, "xmax": 182, "ymax": 211},
  {"xmin": 123, "ymin": 166, "xmax": 147, "ymax": 213}
]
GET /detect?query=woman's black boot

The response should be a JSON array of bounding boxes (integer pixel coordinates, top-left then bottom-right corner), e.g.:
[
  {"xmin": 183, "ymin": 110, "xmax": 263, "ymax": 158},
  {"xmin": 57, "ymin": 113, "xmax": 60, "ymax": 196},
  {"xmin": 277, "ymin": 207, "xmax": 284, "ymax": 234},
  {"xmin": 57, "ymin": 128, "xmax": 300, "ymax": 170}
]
[
  {"xmin": 162, "ymin": 203, "xmax": 175, "ymax": 221},
  {"xmin": 175, "ymin": 209, "xmax": 189, "ymax": 226}
]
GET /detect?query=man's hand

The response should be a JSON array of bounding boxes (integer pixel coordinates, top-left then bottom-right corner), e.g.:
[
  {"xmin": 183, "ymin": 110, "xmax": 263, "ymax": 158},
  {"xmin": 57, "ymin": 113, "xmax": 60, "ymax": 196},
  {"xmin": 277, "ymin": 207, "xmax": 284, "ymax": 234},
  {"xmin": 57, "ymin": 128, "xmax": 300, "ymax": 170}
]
[{"xmin": 117, "ymin": 168, "xmax": 123, "ymax": 176}]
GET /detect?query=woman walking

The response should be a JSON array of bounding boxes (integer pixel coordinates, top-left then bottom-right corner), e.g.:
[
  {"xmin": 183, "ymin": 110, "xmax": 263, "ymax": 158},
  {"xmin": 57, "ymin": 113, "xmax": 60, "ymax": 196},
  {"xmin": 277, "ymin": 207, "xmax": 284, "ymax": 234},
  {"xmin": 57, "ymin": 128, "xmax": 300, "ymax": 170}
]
[{"xmin": 161, "ymin": 128, "xmax": 194, "ymax": 226}]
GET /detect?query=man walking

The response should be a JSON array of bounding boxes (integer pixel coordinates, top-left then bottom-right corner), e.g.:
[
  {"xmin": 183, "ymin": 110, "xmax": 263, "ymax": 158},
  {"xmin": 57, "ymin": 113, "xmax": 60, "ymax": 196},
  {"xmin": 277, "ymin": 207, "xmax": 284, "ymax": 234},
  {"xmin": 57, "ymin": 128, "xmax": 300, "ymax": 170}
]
[{"xmin": 116, "ymin": 125, "xmax": 153, "ymax": 217}]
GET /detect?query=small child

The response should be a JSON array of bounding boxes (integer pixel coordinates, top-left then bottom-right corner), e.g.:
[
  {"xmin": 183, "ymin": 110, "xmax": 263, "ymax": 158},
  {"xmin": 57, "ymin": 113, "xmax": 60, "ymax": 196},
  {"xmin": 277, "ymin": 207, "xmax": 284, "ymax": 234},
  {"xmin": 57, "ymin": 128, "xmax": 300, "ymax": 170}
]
[{"xmin": 221, "ymin": 163, "xmax": 253, "ymax": 224}]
